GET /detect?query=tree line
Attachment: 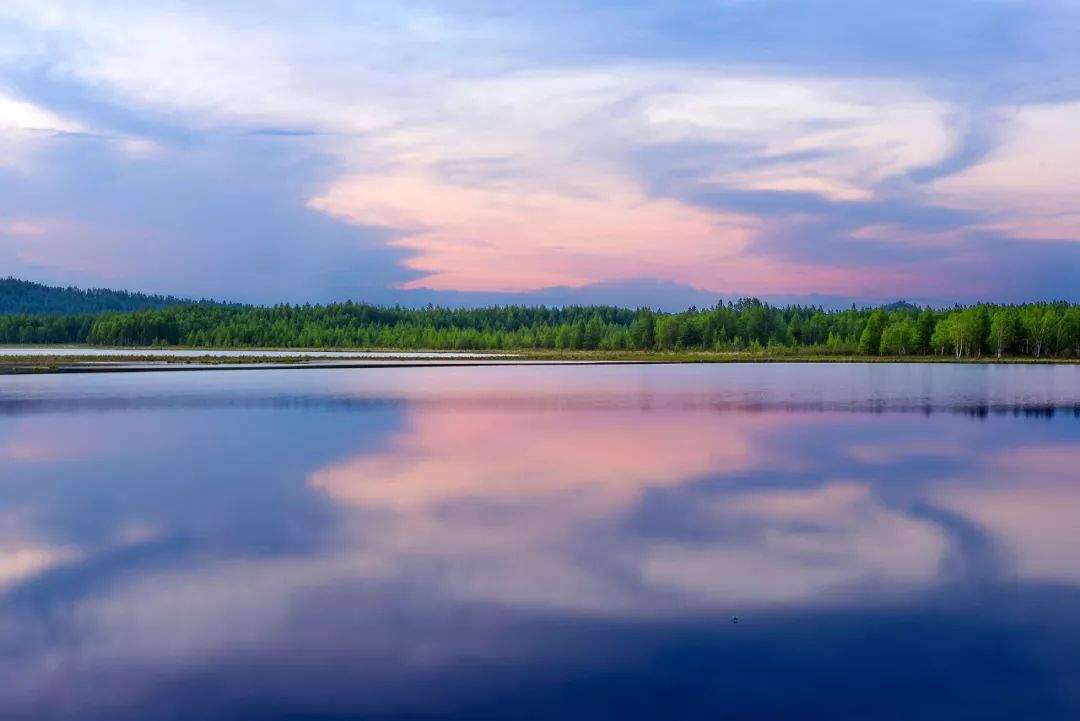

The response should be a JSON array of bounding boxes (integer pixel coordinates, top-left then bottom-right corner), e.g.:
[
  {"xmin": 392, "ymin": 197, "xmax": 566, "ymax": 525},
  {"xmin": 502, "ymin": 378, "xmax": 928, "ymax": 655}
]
[
  {"xmin": 2, "ymin": 298, "xmax": 1079, "ymax": 358},
  {"xmin": 0, "ymin": 277, "xmax": 189, "ymax": 315}
]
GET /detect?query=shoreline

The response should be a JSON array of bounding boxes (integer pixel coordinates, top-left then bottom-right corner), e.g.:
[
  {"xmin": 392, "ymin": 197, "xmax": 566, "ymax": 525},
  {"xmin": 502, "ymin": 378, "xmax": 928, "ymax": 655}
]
[{"xmin": 2, "ymin": 349, "xmax": 1080, "ymax": 374}]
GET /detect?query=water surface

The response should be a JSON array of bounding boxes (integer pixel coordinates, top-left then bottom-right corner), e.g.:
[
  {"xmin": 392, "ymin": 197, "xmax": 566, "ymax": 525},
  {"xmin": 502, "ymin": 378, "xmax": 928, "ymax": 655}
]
[{"xmin": 2, "ymin": 363, "xmax": 1079, "ymax": 719}]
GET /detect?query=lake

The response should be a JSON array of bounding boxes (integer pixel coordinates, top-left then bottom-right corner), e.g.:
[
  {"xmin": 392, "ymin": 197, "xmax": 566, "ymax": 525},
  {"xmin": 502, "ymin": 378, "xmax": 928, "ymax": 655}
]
[{"xmin": 2, "ymin": 363, "xmax": 1079, "ymax": 719}]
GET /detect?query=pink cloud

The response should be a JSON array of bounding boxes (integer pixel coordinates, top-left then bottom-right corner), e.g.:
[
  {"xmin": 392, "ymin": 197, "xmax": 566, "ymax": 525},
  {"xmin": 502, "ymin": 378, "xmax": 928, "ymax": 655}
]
[
  {"xmin": 309, "ymin": 173, "xmax": 915, "ymax": 295},
  {"xmin": 0, "ymin": 218, "xmax": 50, "ymax": 237}
]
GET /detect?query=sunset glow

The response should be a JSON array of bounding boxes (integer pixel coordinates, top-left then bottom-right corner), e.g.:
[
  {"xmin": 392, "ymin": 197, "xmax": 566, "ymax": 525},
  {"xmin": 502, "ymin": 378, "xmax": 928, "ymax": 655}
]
[{"xmin": 0, "ymin": 2, "xmax": 1078, "ymax": 304}]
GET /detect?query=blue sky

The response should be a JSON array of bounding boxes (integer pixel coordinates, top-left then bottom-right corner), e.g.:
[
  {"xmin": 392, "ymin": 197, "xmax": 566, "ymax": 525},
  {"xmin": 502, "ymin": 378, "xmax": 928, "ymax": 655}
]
[{"xmin": 1, "ymin": 1, "xmax": 1078, "ymax": 307}]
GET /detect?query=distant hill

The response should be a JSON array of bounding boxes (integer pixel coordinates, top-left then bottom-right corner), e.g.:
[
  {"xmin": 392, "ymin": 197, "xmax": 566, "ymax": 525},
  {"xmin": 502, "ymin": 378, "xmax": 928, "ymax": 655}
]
[
  {"xmin": 882, "ymin": 300, "xmax": 919, "ymax": 311},
  {"xmin": 0, "ymin": 277, "xmax": 190, "ymax": 315}
]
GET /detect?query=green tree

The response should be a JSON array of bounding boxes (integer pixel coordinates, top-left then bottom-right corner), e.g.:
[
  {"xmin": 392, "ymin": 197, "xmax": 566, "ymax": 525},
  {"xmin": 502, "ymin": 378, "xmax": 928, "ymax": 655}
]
[
  {"xmin": 989, "ymin": 309, "xmax": 1016, "ymax": 358},
  {"xmin": 915, "ymin": 309, "xmax": 936, "ymax": 354},
  {"xmin": 880, "ymin": 318, "xmax": 916, "ymax": 355},
  {"xmin": 582, "ymin": 314, "xmax": 605, "ymax": 350},
  {"xmin": 858, "ymin": 310, "xmax": 887, "ymax": 355},
  {"xmin": 628, "ymin": 310, "xmax": 655, "ymax": 349}
]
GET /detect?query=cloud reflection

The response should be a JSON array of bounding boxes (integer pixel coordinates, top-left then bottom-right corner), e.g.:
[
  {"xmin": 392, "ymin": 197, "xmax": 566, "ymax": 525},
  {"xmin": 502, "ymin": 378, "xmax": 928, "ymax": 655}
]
[
  {"xmin": 932, "ymin": 444, "xmax": 1080, "ymax": 583},
  {"xmin": 0, "ymin": 365, "xmax": 1078, "ymax": 719},
  {"xmin": 309, "ymin": 406, "xmax": 950, "ymax": 611}
]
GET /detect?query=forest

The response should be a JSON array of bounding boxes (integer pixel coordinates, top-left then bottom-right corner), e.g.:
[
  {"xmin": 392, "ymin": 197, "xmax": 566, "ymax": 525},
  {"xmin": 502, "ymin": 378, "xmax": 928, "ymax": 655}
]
[
  {"xmin": 2, "ymin": 296, "xmax": 1079, "ymax": 358},
  {"xmin": 0, "ymin": 277, "xmax": 188, "ymax": 315}
]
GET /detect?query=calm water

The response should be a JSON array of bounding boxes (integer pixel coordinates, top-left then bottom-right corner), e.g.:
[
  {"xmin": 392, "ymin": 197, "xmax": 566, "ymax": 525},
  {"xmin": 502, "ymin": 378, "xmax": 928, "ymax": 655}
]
[{"xmin": 1, "ymin": 363, "xmax": 1079, "ymax": 720}]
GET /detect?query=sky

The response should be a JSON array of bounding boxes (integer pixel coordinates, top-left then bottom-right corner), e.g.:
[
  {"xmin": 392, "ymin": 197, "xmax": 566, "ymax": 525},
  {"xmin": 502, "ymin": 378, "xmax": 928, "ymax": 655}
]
[{"xmin": 1, "ymin": 1, "xmax": 1079, "ymax": 308}]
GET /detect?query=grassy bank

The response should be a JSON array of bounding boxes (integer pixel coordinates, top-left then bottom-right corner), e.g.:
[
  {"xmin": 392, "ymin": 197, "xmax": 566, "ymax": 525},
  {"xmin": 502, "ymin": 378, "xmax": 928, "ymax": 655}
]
[
  {"xmin": 520, "ymin": 349, "xmax": 1080, "ymax": 363},
  {"xmin": 2, "ymin": 348, "xmax": 1079, "ymax": 374}
]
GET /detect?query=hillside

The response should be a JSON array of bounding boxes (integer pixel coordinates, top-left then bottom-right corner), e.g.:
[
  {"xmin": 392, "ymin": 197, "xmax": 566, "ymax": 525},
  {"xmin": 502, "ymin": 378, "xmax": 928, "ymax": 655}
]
[{"xmin": 0, "ymin": 277, "xmax": 189, "ymax": 315}]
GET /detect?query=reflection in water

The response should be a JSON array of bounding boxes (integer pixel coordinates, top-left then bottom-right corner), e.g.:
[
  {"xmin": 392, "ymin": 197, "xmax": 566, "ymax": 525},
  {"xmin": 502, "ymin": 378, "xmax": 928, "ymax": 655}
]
[
  {"xmin": 0, "ymin": 364, "xmax": 1079, "ymax": 720},
  {"xmin": 310, "ymin": 409, "xmax": 946, "ymax": 610},
  {"xmin": 932, "ymin": 444, "xmax": 1080, "ymax": 583}
]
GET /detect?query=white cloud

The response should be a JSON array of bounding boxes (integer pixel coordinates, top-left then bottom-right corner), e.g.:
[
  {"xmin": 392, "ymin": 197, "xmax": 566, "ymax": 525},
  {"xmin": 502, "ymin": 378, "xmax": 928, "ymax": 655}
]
[
  {"xmin": 17, "ymin": 2, "xmax": 1066, "ymax": 295},
  {"xmin": 0, "ymin": 4, "xmax": 959, "ymax": 200},
  {"xmin": 0, "ymin": 89, "xmax": 84, "ymax": 168},
  {"xmin": 638, "ymin": 75, "xmax": 954, "ymax": 201},
  {"xmin": 933, "ymin": 101, "xmax": 1080, "ymax": 241},
  {"xmin": 0, "ymin": 93, "xmax": 80, "ymax": 133}
]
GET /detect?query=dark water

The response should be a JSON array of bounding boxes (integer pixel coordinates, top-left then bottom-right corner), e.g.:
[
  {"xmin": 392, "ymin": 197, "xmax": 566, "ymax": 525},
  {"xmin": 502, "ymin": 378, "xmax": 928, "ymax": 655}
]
[{"xmin": 2, "ymin": 363, "xmax": 1079, "ymax": 720}]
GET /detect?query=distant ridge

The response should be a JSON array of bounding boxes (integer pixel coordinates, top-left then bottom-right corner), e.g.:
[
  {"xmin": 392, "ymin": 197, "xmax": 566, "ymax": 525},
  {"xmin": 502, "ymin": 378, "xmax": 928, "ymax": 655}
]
[
  {"xmin": 0, "ymin": 278, "xmax": 946, "ymax": 317},
  {"xmin": 0, "ymin": 277, "xmax": 192, "ymax": 315}
]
